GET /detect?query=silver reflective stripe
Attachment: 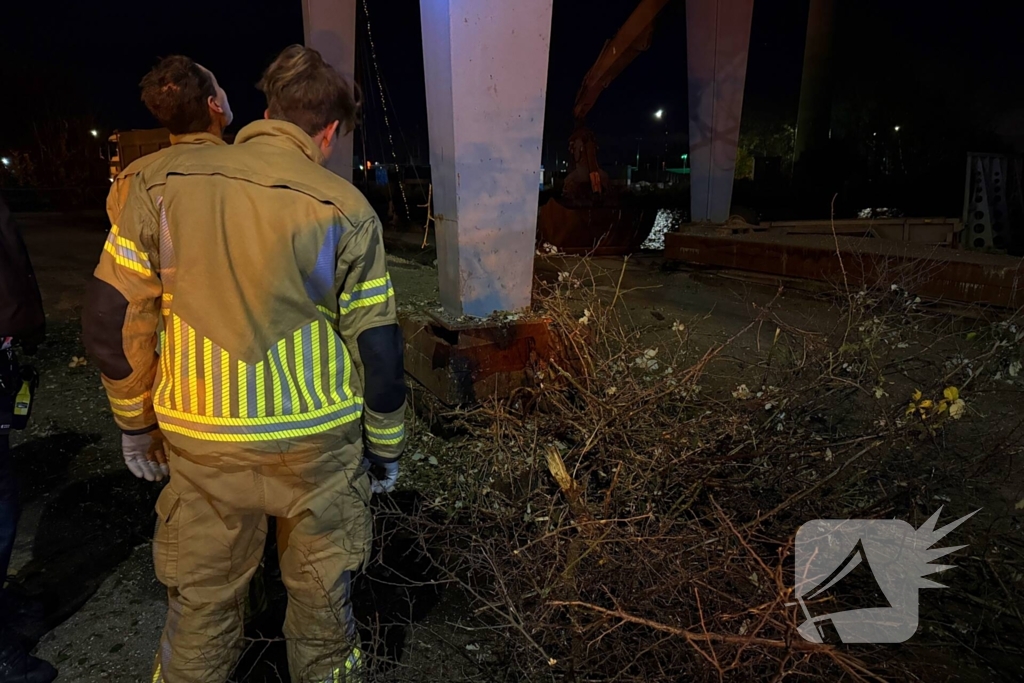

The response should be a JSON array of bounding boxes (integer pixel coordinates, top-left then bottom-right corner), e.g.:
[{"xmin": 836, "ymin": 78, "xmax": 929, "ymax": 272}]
[
  {"xmin": 212, "ymin": 345, "xmax": 223, "ymax": 417},
  {"xmin": 158, "ymin": 198, "xmax": 176, "ymax": 285},
  {"xmin": 302, "ymin": 325, "xmax": 323, "ymax": 411},
  {"xmin": 270, "ymin": 343, "xmax": 293, "ymax": 415},
  {"xmin": 180, "ymin": 321, "xmax": 191, "ymax": 413},
  {"xmin": 246, "ymin": 364, "xmax": 258, "ymax": 419},
  {"xmin": 332, "ymin": 334, "xmax": 349, "ymax": 401}
]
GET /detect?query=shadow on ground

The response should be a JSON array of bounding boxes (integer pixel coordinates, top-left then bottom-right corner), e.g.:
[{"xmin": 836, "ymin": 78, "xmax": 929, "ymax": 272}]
[
  {"xmin": 233, "ymin": 490, "xmax": 444, "ymax": 682},
  {"xmin": 11, "ymin": 432, "xmax": 161, "ymax": 641}
]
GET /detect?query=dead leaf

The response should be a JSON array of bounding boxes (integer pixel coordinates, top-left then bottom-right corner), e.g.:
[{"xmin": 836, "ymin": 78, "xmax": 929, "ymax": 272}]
[
  {"xmin": 949, "ymin": 399, "xmax": 966, "ymax": 420},
  {"xmin": 546, "ymin": 446, "xmax": 577, "ymax": 495}
]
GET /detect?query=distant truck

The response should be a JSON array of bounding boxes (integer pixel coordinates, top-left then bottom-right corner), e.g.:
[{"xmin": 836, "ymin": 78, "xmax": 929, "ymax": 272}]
[{"xmin": 106, "ymin": 128, "xmax": 171, "ymax": 180}]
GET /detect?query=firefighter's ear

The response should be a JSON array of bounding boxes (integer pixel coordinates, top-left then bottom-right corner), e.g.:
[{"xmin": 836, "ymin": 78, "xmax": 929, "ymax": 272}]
[
  {"xmin": 264, "ymin": 109, "xmax": 270, "ymax": 120},
  {"xmin": 314, "ymin": 120, "xmax": 341, "ymax": 161}
]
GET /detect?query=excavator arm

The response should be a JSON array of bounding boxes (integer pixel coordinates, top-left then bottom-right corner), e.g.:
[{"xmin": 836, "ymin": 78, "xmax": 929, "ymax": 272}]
[{"xmin": 573, "ymin": 0, "xmax": 673, "ymax": 125}]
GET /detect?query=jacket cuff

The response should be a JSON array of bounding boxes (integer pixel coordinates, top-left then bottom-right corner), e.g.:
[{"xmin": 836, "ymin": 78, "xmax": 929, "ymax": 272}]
[
  {"xmin": 363, "ymin": 448, "xmax": 400, "ymax": 466},
  {"xmin": 122, "ymin": 423, "xmax": 159, "ymax": 436},
  {"xmin": 363, "ymin": 402, "xmax": 406, "ymax": 462},
  {"xmin": 103, "ymin": 385, "xmax": 157, "ymax": 433}
]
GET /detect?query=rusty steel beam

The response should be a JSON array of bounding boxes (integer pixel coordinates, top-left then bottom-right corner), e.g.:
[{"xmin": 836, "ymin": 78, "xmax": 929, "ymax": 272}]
[{"xmin": 664, "ymin": 231, "xmax": 1024, "ymax": 308}]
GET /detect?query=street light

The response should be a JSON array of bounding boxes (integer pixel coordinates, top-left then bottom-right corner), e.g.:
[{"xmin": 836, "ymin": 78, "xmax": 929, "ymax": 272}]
[
  {"xmin": 654, "ymin": 109, "xmax": 664, "ymax": 120},
  {"xmin": 90, "ymin": 129, "xmax": 99, "ymax": 138},
  {"xmin": 1, "ymin": 157, "xmax": 10, "ymax": 167},
  {"xmin": 894, "ymin": 125, "xmax": 901, "ymax": 132}
]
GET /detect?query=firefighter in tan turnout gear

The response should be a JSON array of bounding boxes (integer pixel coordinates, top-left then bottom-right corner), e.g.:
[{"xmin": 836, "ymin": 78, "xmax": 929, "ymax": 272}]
[
  {"xmin": 83, "ymin": 46, "xmax": 407, "ymax": 682},
  {"xmin": 107, "ymin": 55, "xmax": 233, "ymax": 229}
]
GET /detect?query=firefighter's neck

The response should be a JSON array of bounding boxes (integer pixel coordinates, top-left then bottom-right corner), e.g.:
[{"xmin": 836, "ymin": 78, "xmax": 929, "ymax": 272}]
[
  {"xmin": 311, "ymin": 121, "xmax": 341, "ymax": 163},
  {"xmin": 206, "ymin": 118, "xmax": 226, "ymax": 139}
]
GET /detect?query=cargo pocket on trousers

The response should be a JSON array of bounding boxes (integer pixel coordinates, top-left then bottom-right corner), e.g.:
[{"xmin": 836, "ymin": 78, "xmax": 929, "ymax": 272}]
[{"xmin": 153, "ymin": 485, "xmax": 182, "ymax": 588}]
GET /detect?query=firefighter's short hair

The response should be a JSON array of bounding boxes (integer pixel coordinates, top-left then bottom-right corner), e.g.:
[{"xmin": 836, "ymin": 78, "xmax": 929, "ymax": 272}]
[
  {"xmin": 140, "ymin": 56, "xmax": 216, "ymax": 136},
  {"xmin": 259, "ymin": 45, "xmax": 361, "ymax": 139}
]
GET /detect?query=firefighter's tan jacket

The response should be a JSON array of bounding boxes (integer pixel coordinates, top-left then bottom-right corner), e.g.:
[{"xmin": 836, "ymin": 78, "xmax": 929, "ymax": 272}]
[
  {"xmin": 91, "ymin": 120, "xmax": 405, "ymax": 464},
  {"xmin": 105, "ymin": 132, "xmax": 226, "ymax": 227}
]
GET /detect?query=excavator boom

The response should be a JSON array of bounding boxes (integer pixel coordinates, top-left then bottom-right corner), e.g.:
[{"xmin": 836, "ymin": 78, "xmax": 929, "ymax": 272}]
[{"xmin": 572, "ymin": 0, "xmax": 672, "ymax": 124}]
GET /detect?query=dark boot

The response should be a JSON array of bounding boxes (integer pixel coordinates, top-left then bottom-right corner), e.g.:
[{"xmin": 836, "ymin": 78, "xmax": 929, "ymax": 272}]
[
  {"xmin": 0, "ymin": 588, "xmax": 46, "ymax": 640},
  {"xmin": 0, "ymin": 630, "xmax": 56, "ymax": 683}
]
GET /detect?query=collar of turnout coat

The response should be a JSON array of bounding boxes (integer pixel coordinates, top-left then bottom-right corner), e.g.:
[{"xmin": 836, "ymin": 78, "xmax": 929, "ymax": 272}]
[
  {"xmin": 234, "ymin": 120, "xmax": 326, "ymax": 167},
  {"xmin": 168, "ymin": 131, "xmax": 228, "ymax": 147}
]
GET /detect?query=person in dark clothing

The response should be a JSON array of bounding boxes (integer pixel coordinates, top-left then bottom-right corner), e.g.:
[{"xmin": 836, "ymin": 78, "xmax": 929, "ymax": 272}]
[{"xmin": 0, "ymin": 192, "xmax": 56, "ymax": 683}]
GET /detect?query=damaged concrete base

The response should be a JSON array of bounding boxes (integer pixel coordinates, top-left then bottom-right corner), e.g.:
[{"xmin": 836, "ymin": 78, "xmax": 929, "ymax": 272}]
[{"xmin": 400, "ymin": 312, "xmax": 551, "ymax": 405}]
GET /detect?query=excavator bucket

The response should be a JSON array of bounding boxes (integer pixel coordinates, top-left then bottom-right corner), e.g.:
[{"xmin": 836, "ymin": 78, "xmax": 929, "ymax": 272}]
[{"xmin": 537, "ymin": 197, "xmax": 656, "ymax": 255}]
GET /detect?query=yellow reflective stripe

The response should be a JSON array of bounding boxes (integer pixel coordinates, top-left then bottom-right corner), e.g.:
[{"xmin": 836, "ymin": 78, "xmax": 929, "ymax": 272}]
[
  {"xmin": 366, "ymin": 423, "xmax": 403, "ymax": 436},
  {"xmin": 156, "ymin": 405, "xmax": 362, "ymax": 442},
  {"xmin": 112, "ymin": 406, "xmax": 145, "ymax": 418},
  {"xmin": 317, "ymin": 304, "xmax": 339, "ymax": 323},
  {"xmin": 340, "ymin": 337, "xmax": 353, "ymax": 401},
  {"xmin": 104, "ymin": 239, "xmax": 152, "ymax": 276},
  {"xmin": 111, "ymin": 230, "xmax": 140, "ymax": 250},
  {"xmin": 109, "ymin": 393, "xmax": 150, "ymax": 406},
  {"xmin": 203, "ymin": 337, "xmax": 214, "ymax": 416},
  {"xmin": 255, "ymin": 362, "xmax": 266, "ymax": 416},
  {"xmin": 238, "ymin": 359, "xmax": 248, "ymax": 418},
  {"xmin": 104, "ymin": 225, "xmax": 153, "ymax": 276},
  {"xmin": 326, "ymin": 330, "xmax": 342, "ymax": 404},
  {"xmin": 172, "ymin": 317, "xmax": 183, "ymax": 410},
  {"xmin": 278, "ymin": 339, "xmax": 300, "ymax": 413},
  {"xmin": 353, "ymin": 276, "xmax": 389, "ymax": 292},
  {"xmin": 159, "ymin": 330, "xmax": 171, "ymax": 405},
  {"xmin": 156, "ymin": 396, "xmax": 360, "ymax": 426},
  {"xmin": 291, "ymin": 333, "xmax": 317, "ymax": 412},
  {"xmin": 339, "ymin": 274, "xmax": 394, "ymax": 314},
  {"xmin": 366, "ymin": 423, "xmax": 404, "ymax": 445},
  {"xmin": 340, "ymin": 286, "xmax": 394, "ymax": 314},
  {"xmin": 311, "ymin": 322, "xmax": 326, "ymax": 405},
  {"xmin": 267, "ymin": 349, "xmax": 283, "ymax": 415},
  {"xmin": 185, "ymin": 324, "xmax": 197, "ymax": 411},
  {"xmin": 152, "ymin": 662, "xmax": 162, "ymax": 683},
  {"xmin": 162, "ymin": 292, "xmax": 172, "ymax": 317},
  {"xmin": 220, "ymin": 350, "xmax": 230, "ymax": 417}
]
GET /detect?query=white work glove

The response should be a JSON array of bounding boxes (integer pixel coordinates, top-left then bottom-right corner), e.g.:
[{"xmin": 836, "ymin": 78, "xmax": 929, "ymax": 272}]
[
  {"xmin": 122, "ymin": 430, "xmax": 169, "ymax": 482},
  {"xmin": 363, "ymin": 458, "xmax": 399, "ymax": 494}
]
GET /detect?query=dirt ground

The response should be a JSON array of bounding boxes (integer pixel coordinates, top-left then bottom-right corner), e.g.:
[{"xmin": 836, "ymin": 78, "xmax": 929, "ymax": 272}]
[{"xmin": 9, "ymin": 212, "xmax": 1024, "ymax": 681}]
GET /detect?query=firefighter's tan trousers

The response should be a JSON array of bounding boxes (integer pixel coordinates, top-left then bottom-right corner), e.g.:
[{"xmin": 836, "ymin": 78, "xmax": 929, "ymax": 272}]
[{"xmin": 151, "ymin": 442, "xmax": 371, "ymax": 683}]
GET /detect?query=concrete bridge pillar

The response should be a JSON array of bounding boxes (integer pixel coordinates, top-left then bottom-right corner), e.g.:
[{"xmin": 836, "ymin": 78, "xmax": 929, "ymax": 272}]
[
  {"xmin": 686, "ymin": 0, "xmax": 755, "ymax": 223},
  {"xmin": 420, "ymin": 0, "xmax": 554, "ymax": 317},
  {"xmin": 302, "ymin": 0, "xmax": 357, "ymax": 181}
]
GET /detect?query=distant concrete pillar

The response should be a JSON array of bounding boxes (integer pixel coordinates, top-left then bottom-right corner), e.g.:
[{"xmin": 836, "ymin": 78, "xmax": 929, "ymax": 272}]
[
  {"xmin": 420, "ymin": 0, "xmax": 553, "ymax": 317},
  {"xmin": 686, "ymin": 0, "xmax": 754, "ymax": 223},
  {"xmin": 302, "ymin": 0, "xmax": 356, "ymax": 181},
  {"xmin": 794, "ymin": 0, "xmax": 837, "ymax": 163}
]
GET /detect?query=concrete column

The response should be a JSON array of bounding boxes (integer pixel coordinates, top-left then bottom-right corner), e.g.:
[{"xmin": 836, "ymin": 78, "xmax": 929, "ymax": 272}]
[
  {"xmin": 686, "ymin": 0, "xmax": 754, "ymax": 223},
  {"xmin": 794, "ymin": 0, "xmax": 837, "ymax": 163},
  {"xmin": 302, "ymin": 0, "xmax": 356, "ymax": 181},
  {"xmin": 420, "ymin": 0, "xmax": 553, "ymax": 317}
]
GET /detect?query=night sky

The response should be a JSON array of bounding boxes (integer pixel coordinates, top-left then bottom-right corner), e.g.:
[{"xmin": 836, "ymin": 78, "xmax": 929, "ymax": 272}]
[{"xmin": 1, "ymin": 0, "xmax": 1023, "ymax": 167}]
